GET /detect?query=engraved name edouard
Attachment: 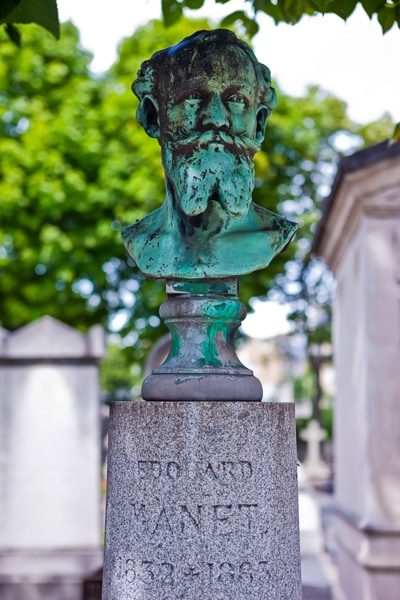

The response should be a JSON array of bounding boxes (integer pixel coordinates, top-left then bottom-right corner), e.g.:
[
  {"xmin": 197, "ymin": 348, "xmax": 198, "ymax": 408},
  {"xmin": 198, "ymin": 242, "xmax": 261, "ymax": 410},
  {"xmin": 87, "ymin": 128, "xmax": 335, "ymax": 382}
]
[{"xmin": 135, "ymin": 459, "xmax": 253, "ymax": 482}]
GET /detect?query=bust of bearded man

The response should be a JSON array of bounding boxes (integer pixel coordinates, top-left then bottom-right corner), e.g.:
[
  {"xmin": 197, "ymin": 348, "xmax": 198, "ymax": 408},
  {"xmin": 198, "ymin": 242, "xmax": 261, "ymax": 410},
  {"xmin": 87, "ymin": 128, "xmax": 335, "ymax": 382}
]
[{"xmin": 122, "ymin": 29, "xmax": 297, "ymax": 280}]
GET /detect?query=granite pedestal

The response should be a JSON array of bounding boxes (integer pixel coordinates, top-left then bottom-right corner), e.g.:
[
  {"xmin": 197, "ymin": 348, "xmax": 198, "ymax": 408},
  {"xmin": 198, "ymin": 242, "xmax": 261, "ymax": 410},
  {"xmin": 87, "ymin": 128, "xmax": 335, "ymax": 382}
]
[{"xmin": 102, "ymin": 401, "xmax": 301, "ymax": 599}]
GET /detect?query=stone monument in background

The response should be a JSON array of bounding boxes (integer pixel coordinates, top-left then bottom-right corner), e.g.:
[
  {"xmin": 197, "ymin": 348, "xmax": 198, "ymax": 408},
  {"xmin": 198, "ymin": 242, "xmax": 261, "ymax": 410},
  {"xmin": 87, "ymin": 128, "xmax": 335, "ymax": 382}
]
[
  {"xmin": 0, "ymin": 316, "xmax": 104, "ymax": 600},
  {"xmin": 314, "ymin": 140, "xmax": 400, "ymax": 600},
  {"xmin": 102, "ymin": 29, "xmax": 301, "ymax": 599}
]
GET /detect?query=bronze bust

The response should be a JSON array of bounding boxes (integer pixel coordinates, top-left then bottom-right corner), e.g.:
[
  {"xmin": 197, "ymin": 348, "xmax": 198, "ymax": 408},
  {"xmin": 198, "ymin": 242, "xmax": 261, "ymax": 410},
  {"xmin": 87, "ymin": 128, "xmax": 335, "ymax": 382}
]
[{"xmin": 122, "ymin": 29, "xmax": 297, "ymax": 279}]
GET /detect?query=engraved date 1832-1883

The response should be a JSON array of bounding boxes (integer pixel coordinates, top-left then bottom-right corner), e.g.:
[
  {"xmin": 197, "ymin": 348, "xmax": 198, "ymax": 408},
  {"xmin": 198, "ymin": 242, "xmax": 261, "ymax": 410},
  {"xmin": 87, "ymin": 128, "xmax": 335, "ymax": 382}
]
[{"xmin": 115, "ymin": 556, "xmax": 270, "ymax": 589}]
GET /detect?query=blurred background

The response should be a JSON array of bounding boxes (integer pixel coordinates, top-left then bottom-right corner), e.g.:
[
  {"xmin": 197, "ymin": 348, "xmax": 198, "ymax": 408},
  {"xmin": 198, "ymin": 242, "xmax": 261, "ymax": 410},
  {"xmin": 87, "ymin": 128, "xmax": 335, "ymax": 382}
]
[{"xmin": 0, "ymin": 1, "xmax": 399, "ymax": 599}]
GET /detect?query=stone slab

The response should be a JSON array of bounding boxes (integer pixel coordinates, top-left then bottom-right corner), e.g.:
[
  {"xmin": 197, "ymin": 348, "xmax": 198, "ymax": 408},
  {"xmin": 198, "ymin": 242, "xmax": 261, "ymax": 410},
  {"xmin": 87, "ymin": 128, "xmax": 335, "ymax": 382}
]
[
  {"xmin": 0, "ymin": 364, "xmax": 101, "ymax": 548},
  {"xmin": 0, "ymin": 548, "xmax": 103, "ymax": 600},
  {"xmin": 102, "ymin": 401, "xmax": 301, "ymax": 599}
]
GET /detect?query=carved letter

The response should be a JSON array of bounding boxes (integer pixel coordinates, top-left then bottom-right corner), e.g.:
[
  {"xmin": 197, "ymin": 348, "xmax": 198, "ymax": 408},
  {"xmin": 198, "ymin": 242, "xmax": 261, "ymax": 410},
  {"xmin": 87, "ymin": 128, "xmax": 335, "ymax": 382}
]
[
  {"xmin": 150, "ymin": 461, "xmax": 161, "ymax": 478},
  {"xmin": 238, "ymin": 503, "xmax": 258, "ymax": 531},
  {"xmin": 205, "ymin": 462, "xmax": 218, "ymax": 480},
  {"xmin": 167, "ymin": 461, "xmax": 180, "ymax": 479},
  {"xmin": 221, "ymin": 461, "xmax": 235, "ymax": 480},
  {"xmin": 239, "ymin": 460, "xmax": 253, "ymax": 479},
  {"xmin": 137, "ymin": 461, "xmax": 148, "ymax": 479},
  {"xmin": 130, "ymin": 503, "xmax": 149, "ymax": 531},
  {"xmin": 179, "ymin": 505, "xmax": 202, "ymax": 533},
  {"xmin": 152, "ymin": 508, "xmax": 173, "ymax": 535},
  {"xmin": 213, "ymin": 504, "xmax": 233, "ymax": 536}
]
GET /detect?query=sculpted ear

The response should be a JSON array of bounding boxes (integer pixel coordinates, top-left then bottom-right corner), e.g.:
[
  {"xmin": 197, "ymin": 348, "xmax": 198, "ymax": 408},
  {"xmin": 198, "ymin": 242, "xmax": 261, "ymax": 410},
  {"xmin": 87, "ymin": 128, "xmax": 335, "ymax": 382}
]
[
  {"xmin": 137, "ymin": 96, "xmax": 160, "ymax": 139},
  {"xmin": 255, "ymin": 106, "xmax": 269, "ymax": 145}
]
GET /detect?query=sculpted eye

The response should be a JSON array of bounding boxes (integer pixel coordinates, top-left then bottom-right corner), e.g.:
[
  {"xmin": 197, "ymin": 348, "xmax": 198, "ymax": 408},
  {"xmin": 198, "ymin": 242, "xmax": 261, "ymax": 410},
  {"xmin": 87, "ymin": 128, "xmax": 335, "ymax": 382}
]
[
  {"xmin": 226, "ymin": 93, "xmax": 248, "ymax": 108},
  {"xmin": 186, "ymin": 92, "xmax": 202, "ymax": 101},
  {"xmin": 184, "ymin": 95, "xmax": 202, "ymax": 108}
]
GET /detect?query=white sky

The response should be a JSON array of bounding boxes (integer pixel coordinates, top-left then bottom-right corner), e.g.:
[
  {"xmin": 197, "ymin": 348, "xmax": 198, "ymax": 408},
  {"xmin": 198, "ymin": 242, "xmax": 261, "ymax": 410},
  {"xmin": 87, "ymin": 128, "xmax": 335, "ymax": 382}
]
[
  {"xmin": 57, "ymin": 0, "xmax": 399, "ymax": 124},
  {"xmin": 241, "ymin": 299, "xmax": 293, "ymax": 339}
]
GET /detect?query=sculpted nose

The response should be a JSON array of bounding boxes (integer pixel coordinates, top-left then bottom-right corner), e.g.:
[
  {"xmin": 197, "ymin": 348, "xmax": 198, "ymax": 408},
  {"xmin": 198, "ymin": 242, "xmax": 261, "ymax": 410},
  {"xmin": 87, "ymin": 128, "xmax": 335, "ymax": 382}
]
[{"xmin": 202, "ymin": 95, "xmax": 229, "ymax": 129}]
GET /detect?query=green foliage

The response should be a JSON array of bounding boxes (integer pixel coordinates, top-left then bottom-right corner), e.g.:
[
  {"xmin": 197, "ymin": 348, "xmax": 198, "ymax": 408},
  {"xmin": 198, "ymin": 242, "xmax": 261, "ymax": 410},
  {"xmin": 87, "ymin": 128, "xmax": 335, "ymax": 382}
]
[
  {"xmin": 99, "ymin": 342, "xmax": 142, "ymax": 401},
  {"xmin": 293, "ymin": 364, "xmax": 334, "ymax": 440},
  {"xmin": 0, "ymin": 0, "xmax": 59, "ymax": 43},
  {"xmin": 0, "ymin": 18, "xmax": 206, "ymax": 362},
  {"xmin": 0, "ymin": 17, "xmax": 393, "ymax": 386},
  {"xmin": 162, "ymin": 0, "xmax": 400, "ymax": 35},
  {"xmin": 293, "ymin": 365, "xmax": 315, "ymax": 402}
]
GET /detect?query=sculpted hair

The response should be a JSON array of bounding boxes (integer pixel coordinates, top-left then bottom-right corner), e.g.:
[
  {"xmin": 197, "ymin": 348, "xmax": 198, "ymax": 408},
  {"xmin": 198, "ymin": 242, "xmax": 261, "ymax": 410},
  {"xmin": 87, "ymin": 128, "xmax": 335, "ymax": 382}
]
[{"xmin": 132, "ymin": 29, "xmax": 277, "ymax": 139}]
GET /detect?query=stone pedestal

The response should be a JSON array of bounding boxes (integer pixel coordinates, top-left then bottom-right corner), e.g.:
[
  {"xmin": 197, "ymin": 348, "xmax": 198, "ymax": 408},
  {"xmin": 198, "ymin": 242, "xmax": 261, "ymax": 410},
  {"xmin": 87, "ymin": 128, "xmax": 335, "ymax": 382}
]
[
  {"xmin": 142, "ymin": 279, "xmax": 263, "ymax": 401},
  {"xmin": 102, "ymin": 401, "xmax": 301, "ymax": 599},
  {"xmin": 314, "ymin": 141, "xmax": 400, "ymax": 600},
  {"xmin": 0, "ymin": 316, "xmax": 104, "ymax": 600}
]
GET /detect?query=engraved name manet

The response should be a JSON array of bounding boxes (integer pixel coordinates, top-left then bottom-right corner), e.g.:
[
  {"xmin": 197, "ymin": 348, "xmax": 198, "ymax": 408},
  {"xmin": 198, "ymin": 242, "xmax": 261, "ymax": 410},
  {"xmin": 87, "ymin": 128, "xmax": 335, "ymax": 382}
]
[{"xmin": 130, "ymin": 501, "xmax": 262, "ymax": 536}]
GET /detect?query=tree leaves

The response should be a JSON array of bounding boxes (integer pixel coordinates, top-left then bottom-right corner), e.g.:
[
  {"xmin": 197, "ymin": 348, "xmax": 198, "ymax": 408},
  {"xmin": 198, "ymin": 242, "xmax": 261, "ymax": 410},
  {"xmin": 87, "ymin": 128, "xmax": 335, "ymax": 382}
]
[
  {"xmin": 377, "ymin": 0, "xmax": 399, "ymax": 32},
  {"xmin": 162, "ymin": 0, "xmax": 183, "ymax": 27},
  {"xmin": 328, "ymin": 0, "xmax": 358, "ymax": 20},
  {"xmin": 0, "ymin": 17, "xmax": 394, "ymax": 370},
  {"xmin": 361, "ymin": 0, "xmax": 386, "ymax": 18},
  {"xmin": 161, "ymin": 0, "xmax": 400, "ymax": 34},
  {"xmin": 389, "ymin": 121, "xmax": 400, "ymax": 145},
  {"xmin": 0, "ymin": 0, "xmax": 20, "ymax": 20},
  {"xmin": 5, "ymin": 23, "xmax": 20, "ymax": 45},
  {"xmin": 220, "ymin": 10, "xmax": 260, "ymax": 36},
  {"xmin": 0, "ymin": 0, "xmax": 59, "ymax": 39}
]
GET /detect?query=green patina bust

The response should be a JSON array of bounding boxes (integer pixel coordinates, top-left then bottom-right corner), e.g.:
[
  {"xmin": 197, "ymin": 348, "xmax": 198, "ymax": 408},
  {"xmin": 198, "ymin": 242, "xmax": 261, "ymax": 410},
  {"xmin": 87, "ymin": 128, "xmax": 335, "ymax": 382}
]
[{"xmin": 122, "ymin": 29, "xmax": 297, "ymax": 280}]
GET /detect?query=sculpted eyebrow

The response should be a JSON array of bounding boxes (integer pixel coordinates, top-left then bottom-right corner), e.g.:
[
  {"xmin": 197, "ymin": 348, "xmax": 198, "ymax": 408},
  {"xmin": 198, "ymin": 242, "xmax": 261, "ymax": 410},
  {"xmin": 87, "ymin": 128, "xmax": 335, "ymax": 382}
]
[
  {"xmin": 173, "ymin": 78, "xmax": 208, "ymax": 102},
  {"xmin": 222, "ymin": 82, "xmax": 253, "ymax": 96}
]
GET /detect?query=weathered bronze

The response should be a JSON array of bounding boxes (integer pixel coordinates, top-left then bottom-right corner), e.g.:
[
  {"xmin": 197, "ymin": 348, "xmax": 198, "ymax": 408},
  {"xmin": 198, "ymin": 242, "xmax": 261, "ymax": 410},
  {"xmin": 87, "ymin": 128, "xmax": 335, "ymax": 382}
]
[
  {"xmin": 142, "ymin": 279, "xmax": 263, "ymax": 401},
  {"xmin": 122, "ymin": 30, "xmax": 297, "ymax": 401},
  {"xmin": 122, "ymin": 29, "xmax": 297, "ymax": 279}
]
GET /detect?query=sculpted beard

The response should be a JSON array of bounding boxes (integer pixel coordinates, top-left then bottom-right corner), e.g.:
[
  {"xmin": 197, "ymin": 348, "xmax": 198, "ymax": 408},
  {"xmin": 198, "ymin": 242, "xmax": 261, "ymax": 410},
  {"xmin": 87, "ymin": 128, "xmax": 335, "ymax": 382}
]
[{"xmin": 163, "ymin": 131, "xmax": 258, "ymax": 217}]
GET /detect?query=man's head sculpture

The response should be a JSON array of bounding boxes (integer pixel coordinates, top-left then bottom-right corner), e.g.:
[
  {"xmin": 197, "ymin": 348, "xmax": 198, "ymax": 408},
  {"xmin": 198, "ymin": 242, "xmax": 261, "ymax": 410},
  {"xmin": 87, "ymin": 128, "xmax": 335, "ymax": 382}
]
[{"xmin": 122, "ymin": 29, "xmax": 297, "ymax": 279}]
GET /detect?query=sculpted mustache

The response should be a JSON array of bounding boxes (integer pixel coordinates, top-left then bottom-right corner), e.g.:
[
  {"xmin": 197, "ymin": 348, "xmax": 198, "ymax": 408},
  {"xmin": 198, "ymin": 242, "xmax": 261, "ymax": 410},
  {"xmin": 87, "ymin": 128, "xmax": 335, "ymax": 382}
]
[{"xmin": 165, "ymin": 130, "xmax": 260, "ymax": 156}]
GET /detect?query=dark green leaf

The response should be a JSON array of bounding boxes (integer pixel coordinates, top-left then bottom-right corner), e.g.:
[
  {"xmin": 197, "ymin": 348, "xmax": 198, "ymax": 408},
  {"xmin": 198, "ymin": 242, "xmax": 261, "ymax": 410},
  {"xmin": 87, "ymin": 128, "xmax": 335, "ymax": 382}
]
[
  {"xmin": 327, "ymin": 0, "xmax": 358, "ymax": 19},
  {"xmin": 283, "ymin": 0, "xmax": 312, "ymax": 22},
  {"xmin": 220, "ymin": 10, "xmax": 260, "ymax": 36},
  {"xmin": 1, "ymin": 0, "xmax": 59, "ymax": 38},
  {"xmin": 183, "ymin": 0, "xmax": 205, "ymax": 9},
  {"xmin": 162, "ymin": 0, "xmax": 183, "ymax": 27},
  {"xmin": 361, "ymin": 0, "xmax": 385, "ymax": 18},
  {"xmin": 0, "ymin": 0, "xmax": 20, "ymax": 20},
  {"xmin": 377, "ymin": 4, "xmax": 396, "ymax": 31},
  {"xmin": 389, "ymin": 122, "xmax": 400, "ymax": 145},
  {"xmin": 5, "ymin": 22, "xmax": 21, "ymax": 45},
  {"xmin": 253, "ymin": 0, "xmax": 285, "ymax": 21},
  {"xmin": 309, "ymin": 0, "xmax": 333, "ymax": 12}
]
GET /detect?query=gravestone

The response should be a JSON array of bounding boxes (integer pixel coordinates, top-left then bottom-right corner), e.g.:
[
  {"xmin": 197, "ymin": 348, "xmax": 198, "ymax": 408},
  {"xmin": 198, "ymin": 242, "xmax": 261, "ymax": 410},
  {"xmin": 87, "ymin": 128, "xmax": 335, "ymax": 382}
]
[
  {"xmin": 102, "ymin": 29, "xmax": 301, "ymax": 599},
  {"xmin": 314, "ymin": 140, "xmax": 400, "ymax": 600},
  {"xmin": 0, "ymin": 316, "xmax": 104, "ymax": 600},
  {"xmin": 300, "ymin": 420, "xmax": 330, "ymax": 481},
  {"xmin": 103, "ymin": 402, "xmax": 300, "ymax": 599}
]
